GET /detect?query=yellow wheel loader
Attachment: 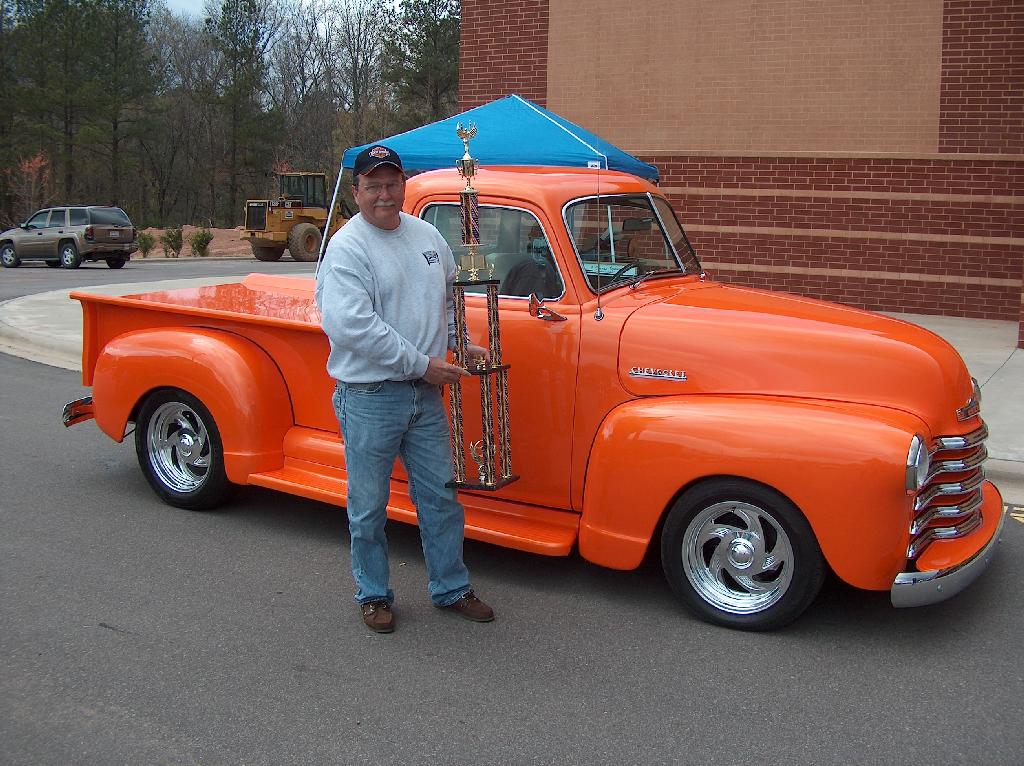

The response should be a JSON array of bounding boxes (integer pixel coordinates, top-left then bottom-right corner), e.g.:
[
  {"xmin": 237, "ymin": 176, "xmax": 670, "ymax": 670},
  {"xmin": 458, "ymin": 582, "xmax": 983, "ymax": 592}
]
[{"xmin": 242, "ymin": 173, "xmax": 351, "ymax": 262}]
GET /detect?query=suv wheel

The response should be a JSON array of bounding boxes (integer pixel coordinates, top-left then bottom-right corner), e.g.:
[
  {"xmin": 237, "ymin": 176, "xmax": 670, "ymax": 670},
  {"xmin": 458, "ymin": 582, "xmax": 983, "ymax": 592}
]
[
  {"xmin": 105, "ymin": 257, "xmax": 127, "ymax": 269},
  {"xmin": 1, "ymin": 244, "xmax": 19, "ymax": 268},
  {"xmin": 59, "ymin": 240, "xmax": 81, "ymax": 268}
]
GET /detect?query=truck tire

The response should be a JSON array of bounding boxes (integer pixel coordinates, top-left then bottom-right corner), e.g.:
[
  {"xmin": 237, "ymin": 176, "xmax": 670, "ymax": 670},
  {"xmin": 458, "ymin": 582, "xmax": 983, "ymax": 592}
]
[
  {"xmin": 660, "ymin": 479, "xmax": 825, "ymax": 630},
  {"xmin": 250, "ymin": 242, "xmax": 283, "ymax": 261},
  {"xmin": 287, "ymin": 222, "xmax": 322, "ymax": 262},
  {"xmin": 1, "ymin": 243, "xmax": 19, "ymax": 268},
  {"xmin": 105, "ymin": 257, "xmax": 127, "ymax": 269},
  {"xmin": 59, "ymin": 240, "xmax": 81, "ymax": 268},
  {"xmin": 135, "ymin": 389, "xmax": 235, "ymax": 511}
]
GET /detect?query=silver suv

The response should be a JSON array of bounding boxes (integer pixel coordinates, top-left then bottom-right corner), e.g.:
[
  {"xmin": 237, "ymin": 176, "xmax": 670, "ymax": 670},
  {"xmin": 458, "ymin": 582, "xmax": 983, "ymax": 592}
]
[{"xmin": 0, "ymin": 205, "xmax": 139, "ymax": 269}]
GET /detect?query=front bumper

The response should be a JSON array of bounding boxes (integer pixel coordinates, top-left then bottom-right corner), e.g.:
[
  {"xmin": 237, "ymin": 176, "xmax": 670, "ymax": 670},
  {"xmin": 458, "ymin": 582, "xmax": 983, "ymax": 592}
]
[{"xmin": 891, "ymin": 500, "xmax": 1006, "ymax": 607}]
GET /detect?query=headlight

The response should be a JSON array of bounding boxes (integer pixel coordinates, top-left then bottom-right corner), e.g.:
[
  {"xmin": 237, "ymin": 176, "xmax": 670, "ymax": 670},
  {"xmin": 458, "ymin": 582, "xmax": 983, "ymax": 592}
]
[{"xmin": 905, "ymin": 435, "xmax": 931, "ymax": 492}]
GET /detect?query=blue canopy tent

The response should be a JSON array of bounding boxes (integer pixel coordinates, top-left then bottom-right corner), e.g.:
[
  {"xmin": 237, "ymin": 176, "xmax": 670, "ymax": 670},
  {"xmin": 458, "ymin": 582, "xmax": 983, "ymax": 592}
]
[{"xmin": 341, "ymin": 94, "xmax": 660, "ymax": 182}]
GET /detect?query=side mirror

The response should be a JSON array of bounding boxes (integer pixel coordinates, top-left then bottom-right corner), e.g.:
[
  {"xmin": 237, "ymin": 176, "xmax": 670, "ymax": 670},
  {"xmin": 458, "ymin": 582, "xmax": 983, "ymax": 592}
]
[{"xmin": 528, "ymin": 293, "xmax": 567, "ymax": 322}]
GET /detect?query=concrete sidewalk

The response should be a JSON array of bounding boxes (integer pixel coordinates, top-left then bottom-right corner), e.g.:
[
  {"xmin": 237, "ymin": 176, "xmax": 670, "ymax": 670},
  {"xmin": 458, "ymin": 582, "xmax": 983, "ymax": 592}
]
[{"xmin": 1, "ymin": 278, "xmax": 1021, "ymax": 495}]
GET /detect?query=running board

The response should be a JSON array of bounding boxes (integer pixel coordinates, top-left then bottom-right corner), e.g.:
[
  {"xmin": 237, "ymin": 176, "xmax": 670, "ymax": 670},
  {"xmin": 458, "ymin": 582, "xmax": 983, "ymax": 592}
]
[{"xmin": 248, "ymin": 455, "xmax": 578, "ymax": 557}]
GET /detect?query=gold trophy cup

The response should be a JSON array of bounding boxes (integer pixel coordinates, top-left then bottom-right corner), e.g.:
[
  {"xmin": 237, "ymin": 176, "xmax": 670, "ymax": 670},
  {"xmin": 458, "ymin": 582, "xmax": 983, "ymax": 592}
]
[{"xmin": 447, "ymin": 123, "xmax": 517, "ymax": 490}]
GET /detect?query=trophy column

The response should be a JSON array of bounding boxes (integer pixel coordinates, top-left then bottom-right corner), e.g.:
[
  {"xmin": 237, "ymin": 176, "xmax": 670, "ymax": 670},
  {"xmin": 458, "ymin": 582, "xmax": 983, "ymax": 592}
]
[{"xmin": 447, "ymin": 123, "xmax": 518, "ymax": 491}]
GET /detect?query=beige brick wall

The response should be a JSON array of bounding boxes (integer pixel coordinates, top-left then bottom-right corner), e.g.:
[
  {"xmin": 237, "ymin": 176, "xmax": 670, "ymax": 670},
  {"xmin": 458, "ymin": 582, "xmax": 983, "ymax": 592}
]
[{"xmin": 547, "ymin": 0, "xmax": 944, "ymax": 152}]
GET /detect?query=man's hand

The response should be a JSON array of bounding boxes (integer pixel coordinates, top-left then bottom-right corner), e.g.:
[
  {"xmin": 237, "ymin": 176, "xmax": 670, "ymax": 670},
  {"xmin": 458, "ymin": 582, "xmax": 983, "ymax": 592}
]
[
  {"xmin": 423, "ymin": 356, "xmax": 471, "ymax": 385},
  {"xmin": 465, "ymin": 343, "xmax": 490, "ymax": 368}
]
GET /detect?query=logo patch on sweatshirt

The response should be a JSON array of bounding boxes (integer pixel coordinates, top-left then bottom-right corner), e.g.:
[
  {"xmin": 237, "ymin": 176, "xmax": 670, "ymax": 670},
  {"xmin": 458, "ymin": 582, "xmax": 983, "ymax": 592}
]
[{"xmin": 422, "ymin": 250, "xmax": 439, "ymax": 265}]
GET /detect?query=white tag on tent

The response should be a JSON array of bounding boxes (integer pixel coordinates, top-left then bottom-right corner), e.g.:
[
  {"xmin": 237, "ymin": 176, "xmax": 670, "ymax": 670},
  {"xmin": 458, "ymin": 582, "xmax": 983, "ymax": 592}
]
[{"xmin": 587, "ymin": 160, "xmax": 601, "ymax": 169}]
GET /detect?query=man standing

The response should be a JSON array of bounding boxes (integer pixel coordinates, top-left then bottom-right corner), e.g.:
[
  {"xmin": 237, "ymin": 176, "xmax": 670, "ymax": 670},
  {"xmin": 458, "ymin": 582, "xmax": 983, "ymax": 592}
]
[{"xmin": 315, "ymin": 145, "xmax": 494, "ymax": 633}]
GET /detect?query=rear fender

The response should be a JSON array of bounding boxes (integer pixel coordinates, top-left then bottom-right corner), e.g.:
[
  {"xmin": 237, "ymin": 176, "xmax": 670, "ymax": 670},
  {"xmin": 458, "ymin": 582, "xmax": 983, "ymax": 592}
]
[
  {"xmin": 578, "ymin": 396, "xmax": 926, "ymax": 590},
  {"xmin": 91, "ymin": 328, "xmax": 293, "ymax": 483}
]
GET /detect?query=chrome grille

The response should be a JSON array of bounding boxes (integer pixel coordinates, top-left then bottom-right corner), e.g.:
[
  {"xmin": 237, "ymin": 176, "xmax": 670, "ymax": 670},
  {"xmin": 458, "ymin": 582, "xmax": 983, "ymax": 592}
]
[{"xmin": 907, "ymin": 422, "xmax": 988, "ymax": 560}]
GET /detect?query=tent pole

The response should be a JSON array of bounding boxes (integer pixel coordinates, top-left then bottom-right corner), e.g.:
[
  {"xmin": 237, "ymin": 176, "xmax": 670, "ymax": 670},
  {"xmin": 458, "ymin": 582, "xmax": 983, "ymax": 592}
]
[{"xmin": 317, "ymin": 160, "xmax": 348, "ymax": 277}]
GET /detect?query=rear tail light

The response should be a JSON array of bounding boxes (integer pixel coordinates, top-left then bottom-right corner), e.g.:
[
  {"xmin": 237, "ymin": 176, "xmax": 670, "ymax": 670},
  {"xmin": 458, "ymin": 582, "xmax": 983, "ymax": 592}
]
[{"xmin": 85, "ymin": 225, "xmax": 94, "ymax": 241}]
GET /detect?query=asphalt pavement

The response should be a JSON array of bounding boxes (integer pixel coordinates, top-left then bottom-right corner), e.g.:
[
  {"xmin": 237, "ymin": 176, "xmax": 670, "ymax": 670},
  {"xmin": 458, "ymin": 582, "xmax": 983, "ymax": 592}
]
[{"xmin": 2, "ymin": 351, "xmax": 1023, "ymax": 764}]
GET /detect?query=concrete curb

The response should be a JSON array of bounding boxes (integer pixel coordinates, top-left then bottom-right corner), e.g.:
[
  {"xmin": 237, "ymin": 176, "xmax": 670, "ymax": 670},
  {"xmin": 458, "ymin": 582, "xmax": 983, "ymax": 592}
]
[{"xmin": 0, "ymin": 277, "xmax": 243, "ymax": 373}]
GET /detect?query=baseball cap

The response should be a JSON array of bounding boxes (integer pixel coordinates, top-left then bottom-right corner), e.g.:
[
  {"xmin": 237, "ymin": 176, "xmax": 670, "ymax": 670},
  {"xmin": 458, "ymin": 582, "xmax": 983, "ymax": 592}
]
[{"xmin": 353, "ymin": 145, "xmax": 403, "ymax": 177}]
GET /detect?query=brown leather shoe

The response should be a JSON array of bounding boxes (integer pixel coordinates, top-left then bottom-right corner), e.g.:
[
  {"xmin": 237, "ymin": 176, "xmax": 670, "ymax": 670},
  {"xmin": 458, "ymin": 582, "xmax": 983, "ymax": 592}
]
[
  {"xmin": 439, "ymin": 590, "xmax": 494, "ymax": 622},
  {"xmin": 360, "ymin": 600, "xmax": 395, "ymax": 633}
]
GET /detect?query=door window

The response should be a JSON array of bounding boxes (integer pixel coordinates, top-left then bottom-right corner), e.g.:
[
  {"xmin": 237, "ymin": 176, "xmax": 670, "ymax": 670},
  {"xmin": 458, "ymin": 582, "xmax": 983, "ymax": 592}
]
[
  {"xmin": 25, "ymin": 211, "xmax": 48, "ymax": 229},
  {"xmin": 47, "ymin": 209, "xmax": 67, "ymax": 227},
  {"xmin": 421, "ymin": 203, "xmax": 563, "ymax": 300}
]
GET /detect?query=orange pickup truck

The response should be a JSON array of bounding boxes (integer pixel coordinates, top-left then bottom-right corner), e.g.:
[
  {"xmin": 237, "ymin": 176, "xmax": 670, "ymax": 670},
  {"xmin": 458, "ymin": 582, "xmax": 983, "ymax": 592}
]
[{"xmin": 63, "ymin": 167, "xmax": 1005, "ymax": 630}]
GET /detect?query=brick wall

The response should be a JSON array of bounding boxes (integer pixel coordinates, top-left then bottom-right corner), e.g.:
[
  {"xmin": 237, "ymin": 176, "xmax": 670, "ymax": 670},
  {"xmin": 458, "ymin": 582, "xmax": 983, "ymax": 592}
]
[
  {"xmin": 939, "ymin": 0, "xmax": 1024, "ymax": 152},
  {"xmin": 459, "ymin": 0, "xmax": 549, "ymax": 110},
  {"xmin": 460, "ymin": 0, "xmax": 1024, "ymax": 345},
  {"xmin": 645, "ymin": 154, "xmax": 1024, "ymax": 322}
]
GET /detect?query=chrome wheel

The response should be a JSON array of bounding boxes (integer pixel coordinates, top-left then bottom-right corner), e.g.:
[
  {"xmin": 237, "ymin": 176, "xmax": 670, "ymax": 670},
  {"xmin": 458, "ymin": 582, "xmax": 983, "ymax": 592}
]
[
  {"xmin": 145, "ymin": 401, "xmax": 212, "ymax": 493},
  {"xmin": 661, "ymin": 479, "xmax": 824, "ymax": 630},
  {"xmin": 135, "ymin": 389, "xmax": 234, "ymax": 510},
  {"xmin": 681, "ymin": 501, "xmax": 794, "ymax": 614}
]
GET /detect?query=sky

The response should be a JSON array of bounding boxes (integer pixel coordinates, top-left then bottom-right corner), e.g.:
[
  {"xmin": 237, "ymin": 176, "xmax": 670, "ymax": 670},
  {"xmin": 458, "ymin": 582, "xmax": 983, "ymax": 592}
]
[{"xmin": 164, "ymin": 0, "xmax": 205, "ymax": 18}]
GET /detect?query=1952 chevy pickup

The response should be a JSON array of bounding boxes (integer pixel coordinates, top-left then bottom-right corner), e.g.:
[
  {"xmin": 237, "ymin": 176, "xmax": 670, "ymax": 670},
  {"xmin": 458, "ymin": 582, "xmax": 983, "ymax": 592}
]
[{"xmin": 63, "ymin": 166, "xmax": 1005, "ymax": 630}]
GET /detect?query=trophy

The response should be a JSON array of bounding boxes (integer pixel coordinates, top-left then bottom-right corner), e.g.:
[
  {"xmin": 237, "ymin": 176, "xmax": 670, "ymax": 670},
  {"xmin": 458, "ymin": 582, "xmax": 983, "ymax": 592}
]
[{"xmin": 447, "ymin": 123, "xmax": 518, "ymax": 490}]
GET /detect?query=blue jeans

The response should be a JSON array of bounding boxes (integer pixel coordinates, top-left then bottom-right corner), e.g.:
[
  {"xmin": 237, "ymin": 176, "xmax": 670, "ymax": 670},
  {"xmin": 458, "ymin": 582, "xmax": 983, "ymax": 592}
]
[{"xmin": 333, "ymin": 379, "xmax": 471, "ymax": 607}]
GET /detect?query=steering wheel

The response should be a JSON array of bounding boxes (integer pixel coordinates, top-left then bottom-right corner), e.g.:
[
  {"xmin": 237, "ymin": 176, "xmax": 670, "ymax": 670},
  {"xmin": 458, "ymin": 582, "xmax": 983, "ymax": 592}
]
[{"xmin": 606, "ymin": 259, "xmax": 641, "ymax": 286}]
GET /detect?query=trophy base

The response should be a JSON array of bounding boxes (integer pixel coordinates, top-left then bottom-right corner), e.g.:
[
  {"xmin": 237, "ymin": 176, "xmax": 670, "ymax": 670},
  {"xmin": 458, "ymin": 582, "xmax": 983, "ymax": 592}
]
[
  {"xmin": 447, "ymin": 474, "xmax": 520, "ymax": 491},
  {"xmin": 465, "ymin": 363, "xmax": 510, "ymax": 375},
  {"xmin": 454, "ymin": 277, "xmax": 500, "ymax": 287}
]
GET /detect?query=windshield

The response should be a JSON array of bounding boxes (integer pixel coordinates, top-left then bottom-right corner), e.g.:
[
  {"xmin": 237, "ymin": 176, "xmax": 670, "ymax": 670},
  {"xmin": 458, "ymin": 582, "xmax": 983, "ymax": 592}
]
[
  {"xmin": 564, "ymin": 194, "xmax": 700, "ymax": 292},
  {"xmin": 279, "ymin": 175, "xmax": 327, "ymax": 208}
]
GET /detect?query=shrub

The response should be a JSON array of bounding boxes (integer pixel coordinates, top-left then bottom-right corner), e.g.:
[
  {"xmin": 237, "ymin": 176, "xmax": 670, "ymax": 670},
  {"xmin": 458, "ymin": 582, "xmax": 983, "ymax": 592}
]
[
  {"xmin": 189, "ymin": 228, "xmax": 214, "ymax": 257},
  {"xmin": 159, "ymin": 227, "xmax": 183, "ymax": 258},
  {"xmin": 137, "ymin": 231, "xmax": 155, "ymax": 258}
]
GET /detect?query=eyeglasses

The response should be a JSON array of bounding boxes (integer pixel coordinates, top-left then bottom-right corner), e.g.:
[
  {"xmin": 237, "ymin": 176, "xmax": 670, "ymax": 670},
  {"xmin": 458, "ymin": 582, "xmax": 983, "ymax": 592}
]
[{"xmin": 359, "ymin": 181, "xmax": 404, "ymax": 195}]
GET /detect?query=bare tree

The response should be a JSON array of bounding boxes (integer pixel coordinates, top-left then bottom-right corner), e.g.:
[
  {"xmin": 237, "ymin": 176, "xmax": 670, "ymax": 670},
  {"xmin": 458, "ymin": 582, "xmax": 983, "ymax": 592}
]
[{"xmin": 335, "ymin": 0, "xmax": 391, "ymax": 147}]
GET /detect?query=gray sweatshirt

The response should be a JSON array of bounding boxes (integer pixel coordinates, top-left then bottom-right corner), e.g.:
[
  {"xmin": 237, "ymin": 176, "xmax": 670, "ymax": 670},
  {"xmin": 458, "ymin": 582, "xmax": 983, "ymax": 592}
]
[{"xmin": 315, "ymin": 212, "xmax": 459, "ymax": 383}]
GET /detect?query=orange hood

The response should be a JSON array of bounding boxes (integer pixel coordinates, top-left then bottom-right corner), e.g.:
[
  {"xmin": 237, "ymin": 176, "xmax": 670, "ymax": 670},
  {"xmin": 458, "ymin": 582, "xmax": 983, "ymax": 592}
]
[{"xmin": 617, "ymin": 282, "xmax": 975, "ymax": 435}]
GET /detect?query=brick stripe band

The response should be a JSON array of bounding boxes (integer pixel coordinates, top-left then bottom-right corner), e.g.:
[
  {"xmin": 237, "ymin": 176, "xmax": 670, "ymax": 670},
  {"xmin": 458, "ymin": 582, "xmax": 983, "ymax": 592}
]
[
  {"xmin": 687, "ymin": 224, "xmax": 1024, "ymax": 247},
  {"xmin": 662, "ymin": 187, "xmax": 1022, "ymax": 205},
  {"xmin": 635, "ymin": 151, "xmax": 1024, "ymax": 162},
  {"xmin": 704, "ymin": 261, "xmax": 1022, "ymax": 288}
]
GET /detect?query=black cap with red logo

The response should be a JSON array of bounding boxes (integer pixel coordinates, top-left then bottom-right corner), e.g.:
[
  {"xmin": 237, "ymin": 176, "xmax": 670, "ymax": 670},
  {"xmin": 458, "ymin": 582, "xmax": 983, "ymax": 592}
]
[{"xmin": 353, "ymin": 145, "xmax": 404, "ymax": 177}]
